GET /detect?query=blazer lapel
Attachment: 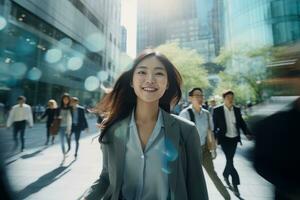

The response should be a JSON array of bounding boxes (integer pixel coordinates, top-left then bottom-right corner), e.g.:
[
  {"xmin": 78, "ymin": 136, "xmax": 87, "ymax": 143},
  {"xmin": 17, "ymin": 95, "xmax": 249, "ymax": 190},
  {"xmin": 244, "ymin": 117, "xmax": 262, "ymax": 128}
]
[
  {"xmin": 111, "ymin": 116, "xmax": 130, "ymax": 194},
  {"xmin": 162, "ymin": 110, "xmax": 180, "ymax": 197},
  {"xmin": 220, "ymin": 106, "xmax": 227, "ymax": 132}
]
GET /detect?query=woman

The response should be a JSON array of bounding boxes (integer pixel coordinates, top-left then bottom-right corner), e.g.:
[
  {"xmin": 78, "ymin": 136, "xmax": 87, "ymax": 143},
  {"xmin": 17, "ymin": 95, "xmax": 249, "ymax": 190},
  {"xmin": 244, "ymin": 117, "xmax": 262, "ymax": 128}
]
[
  {"xmin": 57, "ymin": 93, "xmax": 72, "ymax": 159},
  {"xmin": 84, "ymin": 50, "xmax": 208, "ymax": 200},
  {"xmin": 40, "ymin": 99, "xmax": 58, "ymax": 145}
]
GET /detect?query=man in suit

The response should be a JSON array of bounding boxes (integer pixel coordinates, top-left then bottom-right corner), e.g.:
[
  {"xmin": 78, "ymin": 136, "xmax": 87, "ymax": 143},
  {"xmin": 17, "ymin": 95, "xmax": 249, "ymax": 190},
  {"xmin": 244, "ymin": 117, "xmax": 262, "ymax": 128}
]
[
  {"xmin": 6, "ymin": 96, "xmax": 33, "ymax": 152},
  {"xmin": 67, "ymin": 97, "xmax": 88, "ymax": 158},
  {"xmin": 179, "ymin": 87, "xmax": 231, "ymax": 199},
  {"xmin": 212, "ymin": 90, "xmax": 252, "ymax": 196}
]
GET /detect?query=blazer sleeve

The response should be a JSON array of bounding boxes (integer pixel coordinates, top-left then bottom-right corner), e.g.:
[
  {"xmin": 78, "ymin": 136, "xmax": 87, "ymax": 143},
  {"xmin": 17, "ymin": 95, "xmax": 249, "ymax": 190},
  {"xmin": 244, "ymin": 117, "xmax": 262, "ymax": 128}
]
[
  {"xmin": 84, "ymin": 144, "xmax": 110, "ymax": 200},
  {"xmin": 81, "ymin": 108, "xmax": 88, "ymax": 129},
  {"xmin": 186, "ymin": 126, "xmax": 209, "ymax": 200},
  {"xmin": 212, "ymin": 108, "xmax": 219, "ymax": 135},
  {"xmin": 40, "ymin": 109, "xmax": 48, "ymax": 120}
]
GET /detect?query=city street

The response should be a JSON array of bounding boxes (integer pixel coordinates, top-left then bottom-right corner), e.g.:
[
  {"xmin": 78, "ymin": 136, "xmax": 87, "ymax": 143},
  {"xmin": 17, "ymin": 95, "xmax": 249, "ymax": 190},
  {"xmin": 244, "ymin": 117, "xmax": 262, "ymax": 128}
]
[{"xmin": 0, "ymin": 118, "xmax": 273, "ymax": 200}]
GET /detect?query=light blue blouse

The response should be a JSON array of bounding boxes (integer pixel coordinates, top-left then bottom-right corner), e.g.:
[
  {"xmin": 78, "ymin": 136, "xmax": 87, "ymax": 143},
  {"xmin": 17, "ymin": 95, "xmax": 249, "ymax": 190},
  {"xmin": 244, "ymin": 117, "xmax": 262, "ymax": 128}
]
[{"xmin": 121, "ymin": 109, "xmax": 169, "ymax": 200}]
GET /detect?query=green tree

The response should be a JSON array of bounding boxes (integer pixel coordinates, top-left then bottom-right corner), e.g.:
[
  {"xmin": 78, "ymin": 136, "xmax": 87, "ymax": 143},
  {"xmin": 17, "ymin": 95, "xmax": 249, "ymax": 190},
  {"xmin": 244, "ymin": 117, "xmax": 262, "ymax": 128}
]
[
  {"xmin": 214, "ymin": 45, "xmax": 278, "ymax": 104},
  {"xmin": 155, "ymin": 42, "xmax": 209, "ymax": 95}
]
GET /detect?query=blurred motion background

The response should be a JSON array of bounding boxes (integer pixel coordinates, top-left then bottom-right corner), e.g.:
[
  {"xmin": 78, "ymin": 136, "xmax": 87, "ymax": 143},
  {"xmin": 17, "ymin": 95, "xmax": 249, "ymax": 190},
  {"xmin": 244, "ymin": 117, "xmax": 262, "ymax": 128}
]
[{"xmin": 0, "ymin": 0, "xmax": 299, "ymax": 199}]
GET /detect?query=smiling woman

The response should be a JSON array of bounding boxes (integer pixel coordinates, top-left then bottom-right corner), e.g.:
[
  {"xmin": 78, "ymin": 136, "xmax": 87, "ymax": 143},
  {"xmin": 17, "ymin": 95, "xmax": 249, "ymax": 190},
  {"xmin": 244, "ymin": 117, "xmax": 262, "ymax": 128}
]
[{"xmin": 82, "ymin": 49, "xmax": 209, "ymax": 200}]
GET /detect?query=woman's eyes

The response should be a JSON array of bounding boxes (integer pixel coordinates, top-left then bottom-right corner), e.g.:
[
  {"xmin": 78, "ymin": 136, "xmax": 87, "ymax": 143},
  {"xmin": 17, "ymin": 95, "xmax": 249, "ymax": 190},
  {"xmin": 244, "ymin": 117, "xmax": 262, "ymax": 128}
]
[
  {"xmin": 137, "ymin": 71, "xmax": 146, "ymax": 75},
  {"xmin": 136, "ymin": 71, "xmax": 165, "ymax": 76},
  {"xmin": 155, "ymin": 72, "xmax": 165, "ymax": 76}
]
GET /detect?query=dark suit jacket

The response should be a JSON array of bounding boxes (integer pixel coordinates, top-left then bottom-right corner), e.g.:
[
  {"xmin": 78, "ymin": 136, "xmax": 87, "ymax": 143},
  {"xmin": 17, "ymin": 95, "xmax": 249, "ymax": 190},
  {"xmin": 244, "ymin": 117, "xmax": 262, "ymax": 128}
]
[
  {"xmin": 84, "ymin": 109, "xmax": 208, "ymax": 200},
  {"xmin": 72, "ymin": 105, "xmax": 88, "ymax": 131},
  {"xmin": 212, "ymin": 105, "xmax": 251, "ymax": 144},
  {"xmin": 254, "ymin": 101, "xmax": 300, "ymax": 197}
]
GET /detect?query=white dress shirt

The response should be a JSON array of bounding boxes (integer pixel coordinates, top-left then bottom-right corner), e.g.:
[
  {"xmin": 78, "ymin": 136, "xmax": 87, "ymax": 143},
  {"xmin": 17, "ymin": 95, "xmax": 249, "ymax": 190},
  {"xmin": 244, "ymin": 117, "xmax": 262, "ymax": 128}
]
[
  {"xmin": 223, "ymin": 105, "xmax": 238, "ymax": 138},
  {"xmin": 7, "ymin": 104, "xmax": 33, "ymax": 127}
]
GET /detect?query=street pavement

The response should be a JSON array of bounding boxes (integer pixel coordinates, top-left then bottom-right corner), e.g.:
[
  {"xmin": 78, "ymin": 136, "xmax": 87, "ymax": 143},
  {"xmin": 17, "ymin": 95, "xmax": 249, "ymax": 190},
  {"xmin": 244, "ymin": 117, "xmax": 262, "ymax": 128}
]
[{"xmin": 0, "ymin": 118, "xmax": 273, "ymax": 200}]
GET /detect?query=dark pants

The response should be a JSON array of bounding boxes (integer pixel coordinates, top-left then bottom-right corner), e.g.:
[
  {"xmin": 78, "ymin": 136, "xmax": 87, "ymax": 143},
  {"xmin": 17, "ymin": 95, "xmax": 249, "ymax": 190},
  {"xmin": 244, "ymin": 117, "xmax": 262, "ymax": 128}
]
[
  {"xmin": 13, "ymin": 120, "xmax": 26, "ymax": 150},
  {"xmin": 220, "ymin": 136, "xmax": 240, "ymax": 186},
  {"xmin": 67, "ymin": 125, "xmax": 82, "ymax": 155}
]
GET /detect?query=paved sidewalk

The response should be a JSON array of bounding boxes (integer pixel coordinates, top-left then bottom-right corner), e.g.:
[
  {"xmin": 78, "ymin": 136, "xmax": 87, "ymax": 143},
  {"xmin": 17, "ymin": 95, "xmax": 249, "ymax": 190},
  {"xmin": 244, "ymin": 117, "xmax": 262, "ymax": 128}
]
[{"xmin": 1, "ymin": 124, "xmax": 273, "ymax": 200}]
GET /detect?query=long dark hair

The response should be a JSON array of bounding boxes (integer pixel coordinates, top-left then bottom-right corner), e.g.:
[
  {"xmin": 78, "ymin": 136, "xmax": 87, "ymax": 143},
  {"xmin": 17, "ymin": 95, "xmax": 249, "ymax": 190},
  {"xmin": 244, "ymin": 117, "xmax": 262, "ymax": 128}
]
[
  {"xmin": 98, "ymin": 49, "xmax": 182, "ymax": 142},
  {"xmin": 60, "ymin": 93, "xmax": 71, "ymax": 109}
]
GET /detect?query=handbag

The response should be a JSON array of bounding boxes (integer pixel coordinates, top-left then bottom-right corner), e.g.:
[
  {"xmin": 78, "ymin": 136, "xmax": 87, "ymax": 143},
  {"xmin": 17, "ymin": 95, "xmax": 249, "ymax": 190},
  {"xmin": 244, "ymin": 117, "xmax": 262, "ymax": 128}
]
[{"xmin": 49, "ymin": 117, "xmax": 61, "ymax": 135}]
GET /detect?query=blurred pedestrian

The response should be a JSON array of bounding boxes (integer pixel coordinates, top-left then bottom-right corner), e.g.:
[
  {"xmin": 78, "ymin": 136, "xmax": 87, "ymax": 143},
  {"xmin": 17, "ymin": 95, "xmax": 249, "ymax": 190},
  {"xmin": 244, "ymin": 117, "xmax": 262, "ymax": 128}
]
[
  {"xmin": 254, "ymin": 97, "xmax": 300, "ymax": 200},
  {"xmin": 208, "ymin": 99, "xmax": 217, "ymax": 115},
  {"xmin": 57, "ymin": 93, "xmax": 72, "ymax": 160},
  {"xmin": 180, "ymin": 87, "xmax": 231, "ymax": 200},
  {"xmin": 6, "ymin": 96, "xmax": 33, "ymax": 152},
  {"xmin": 67, "ymin": 97, "xmax": 88, "ymax": 158},
  {"xmin": 212, "ymin": 90, "xmax": 253, "ymax": 197},
  {"xmin": 83, "ymin": 50, "xmax": 208, "ymax": 200},
  {"xmin": 40, "ymin": 99, "xmax": 58, "ymax": 145}
]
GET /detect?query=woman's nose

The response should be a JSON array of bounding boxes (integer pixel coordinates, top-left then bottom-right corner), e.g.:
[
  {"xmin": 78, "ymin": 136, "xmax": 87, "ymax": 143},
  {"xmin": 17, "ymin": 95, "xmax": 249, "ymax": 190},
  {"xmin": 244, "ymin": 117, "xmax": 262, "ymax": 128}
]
[{"xmin": 145, "ymin": 73, "xmax": 155, "ymax": 83}]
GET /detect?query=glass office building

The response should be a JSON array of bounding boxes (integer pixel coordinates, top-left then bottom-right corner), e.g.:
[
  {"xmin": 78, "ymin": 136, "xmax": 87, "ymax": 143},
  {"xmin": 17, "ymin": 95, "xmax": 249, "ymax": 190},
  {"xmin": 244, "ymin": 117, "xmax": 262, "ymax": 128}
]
[
  {"xmin": 224, "ymin": 0, "xmax": 300, "ymax": 47},
  {"xmin": 137, "ymin": 0, "xmax": 224, "ymax": 62},
  {"xmin": 223, "ymin": 0, "xmax": 300, "ymax": 95},
  {"xmin": 0, "ymin": 0, "xmax": 122, "ymax": 107}
]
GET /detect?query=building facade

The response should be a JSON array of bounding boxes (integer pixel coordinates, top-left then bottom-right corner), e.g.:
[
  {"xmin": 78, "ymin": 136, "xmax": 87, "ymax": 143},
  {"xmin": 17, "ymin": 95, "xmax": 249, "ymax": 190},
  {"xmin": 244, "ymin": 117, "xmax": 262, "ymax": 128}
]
[
  {"xmin": 137, "ymin": 0, "xmax": 223, "ymax": 62},
  {"xmin": 223, "ymin": 0, "xmax": 300, "ymax": 96},
  {"xmin": 224, "ymin": 0, "xmax": 300, "ymax": 48},
  {"xmin": 0, "ymin": 0, "xmax": 122, "ymax": 107},
  {"xmin": 121, "ymin": 25, "xmax": 127, "ymax": 52}
]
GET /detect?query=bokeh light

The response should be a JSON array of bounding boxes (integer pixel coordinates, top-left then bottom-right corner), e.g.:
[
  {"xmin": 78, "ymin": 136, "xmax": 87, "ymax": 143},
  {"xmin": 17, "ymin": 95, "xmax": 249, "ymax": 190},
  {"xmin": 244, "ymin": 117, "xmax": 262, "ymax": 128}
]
[
  {"xmin": 67, "ymin": 57, "xmax": 83, "ymax": 71},
  {"xmin": 53, "ymin": 63, "xmax": 67, "ymax": 72},
  {"xmin": 85, "ymin": 33, "xmax": 105, "ymax": 52},
  {"xmin": 27, "ymin": 67, "xmax": 42, "ymax": 80},
  {"xmin": 164, "ymin": 138, "xmax": 178, "ymax": 161},
  {"xmin": 97, "ymin": 70, "xmax": 109, "ymax": 82},
  {"xmin": 10, "ymin": 62, "xmax": 27, "ymax": 78},
  {"xmin": 58, "ymin": 38, "xmax": 73, "ymax": 49},
  {"xmin": 84, "ymin": 76, "xmax": 100, "ymax": 91},
  {"xmin": 45, "ymin": 48, "xmax": 63, "ymax": 63},
  {"xmin": 0, "ymin": 16, "xmax": 7, "ymax": 30}
]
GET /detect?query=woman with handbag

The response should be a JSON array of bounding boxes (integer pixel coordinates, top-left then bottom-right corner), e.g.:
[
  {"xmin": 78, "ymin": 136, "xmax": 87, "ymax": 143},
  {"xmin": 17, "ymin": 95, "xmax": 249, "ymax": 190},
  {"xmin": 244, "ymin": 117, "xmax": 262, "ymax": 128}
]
[
  {"xmin": 40, "ymin": 99, "xmax": 58, "ymax": 145},
  {"xmin": 179, "ymin": 87, "xmax": 231, "ymax": 200},
  {"xmin": 83, "ymin": 50, "xmax": 208, "ymax": 200},
  {"xmin": 57, "ymin": 93, "xmax": 72, "ymax": 160}
]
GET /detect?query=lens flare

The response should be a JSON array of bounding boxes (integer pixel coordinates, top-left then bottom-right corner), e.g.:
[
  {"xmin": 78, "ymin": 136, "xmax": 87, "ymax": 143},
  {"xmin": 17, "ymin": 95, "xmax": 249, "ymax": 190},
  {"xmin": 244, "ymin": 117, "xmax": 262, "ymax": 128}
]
[
  {"xmin": 97, "ymin": 70, "xmax": 109, "ymax": 82},
  {"xmin": 85, "ymin": 33, "xmax": 105, "ymax": 52},
  {"xmin": 84, "ymin": 76, "xmax": 100, "ymax": 91},
  {"xmin": 0, "ymin": 16, "xmax": 7, "ymax": 30},
  {"xmin": 67, "ymin": 57, "xmax": 83, "ymax": 71},
  {"xmin": 45, "ymin": 49, "xmax": 63, "ymax": 63},
  {"xmin": 27, "ymin": 67, "xmax": 42, "ymax": 80}
]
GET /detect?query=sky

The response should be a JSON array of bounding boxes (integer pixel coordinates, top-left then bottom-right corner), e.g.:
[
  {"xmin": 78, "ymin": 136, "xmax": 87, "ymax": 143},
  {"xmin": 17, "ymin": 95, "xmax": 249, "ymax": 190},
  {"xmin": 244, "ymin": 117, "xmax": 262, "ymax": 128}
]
[{"xmin": 121, "ymin": 0, "xmax": 137, "ymax": 58}]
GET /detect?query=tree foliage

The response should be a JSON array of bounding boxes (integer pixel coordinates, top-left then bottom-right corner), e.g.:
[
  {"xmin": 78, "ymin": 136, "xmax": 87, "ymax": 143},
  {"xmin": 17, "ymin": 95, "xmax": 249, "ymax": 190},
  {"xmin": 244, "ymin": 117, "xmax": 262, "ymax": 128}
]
[
  {"xmin": 213, "ymin": 45, "xmax": 279, "ymax": 104},
  {"xmin": 155, "ymin": 42, "xmax": 209, "ymax": 94}
]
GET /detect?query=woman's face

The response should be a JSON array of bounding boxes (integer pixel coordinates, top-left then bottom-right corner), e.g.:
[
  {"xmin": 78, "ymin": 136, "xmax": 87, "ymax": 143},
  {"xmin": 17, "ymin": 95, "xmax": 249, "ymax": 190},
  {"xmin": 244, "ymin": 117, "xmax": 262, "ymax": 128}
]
[
  {"xmin": 63, "ymin": 97, "xmax": 70, "ymax": 105},
  {"xmin": 132, "ymin": 56, "xmax": 168, "ymax": 104}
]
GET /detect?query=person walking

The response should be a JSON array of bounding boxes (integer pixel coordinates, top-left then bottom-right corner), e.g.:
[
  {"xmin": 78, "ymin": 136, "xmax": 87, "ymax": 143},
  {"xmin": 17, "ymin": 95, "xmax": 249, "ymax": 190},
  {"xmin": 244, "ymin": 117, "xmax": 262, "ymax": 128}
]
[
  {"xmin": 57, "ymin": 93, "xmax": 72, "ymax": 160},
  {"xmin": 67, "ymin": 97, "xmax": 88, "ymax": 158},
  {"xmin": 212, "ymin": 90, "xmax": 253, "ymax": 197},
  {"xmin": 180, "ymin": 87, "xmax": 231, "ymax": 200},
  {"xmin": 40, "ymin": 99, "xmax": 58, "ymax": 145},
  {"xmin": 83, "ymin": 49, "xmax": 208, "ymax": 200},
  {"xmin": 6, "ymin": 96, "xmax": 33, "ymax": 152}
]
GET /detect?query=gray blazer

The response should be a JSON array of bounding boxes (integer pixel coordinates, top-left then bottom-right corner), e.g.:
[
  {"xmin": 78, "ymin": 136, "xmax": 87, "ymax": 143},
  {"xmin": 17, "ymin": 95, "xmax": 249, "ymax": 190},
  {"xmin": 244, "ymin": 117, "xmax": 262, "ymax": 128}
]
[{"xmin": 84, "ymin": 110, "xmax": 208, "ymax": 200}]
